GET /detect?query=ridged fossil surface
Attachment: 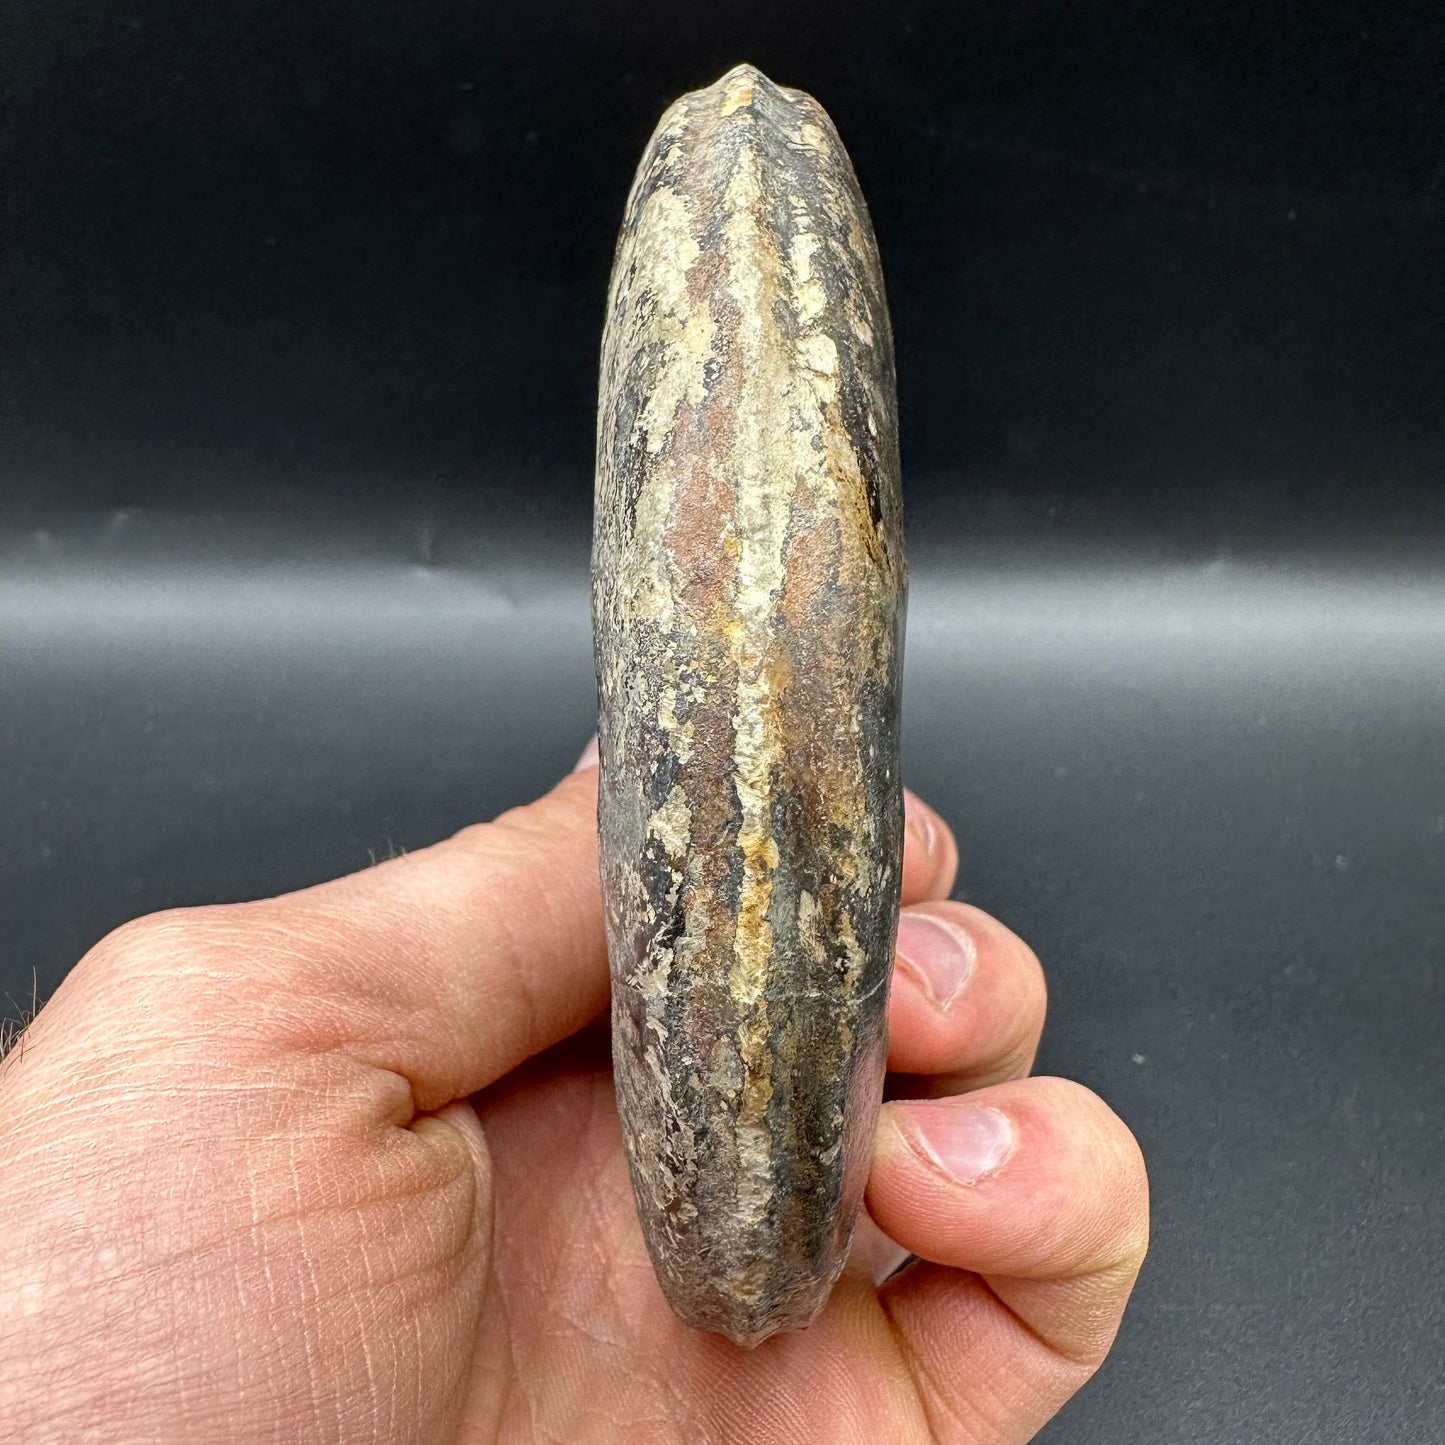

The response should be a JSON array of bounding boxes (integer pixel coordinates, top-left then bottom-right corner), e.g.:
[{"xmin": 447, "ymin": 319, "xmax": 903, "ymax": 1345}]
[{"xmin": 591, "ymin": 63, "xmax": 906, "ymax": 1346}]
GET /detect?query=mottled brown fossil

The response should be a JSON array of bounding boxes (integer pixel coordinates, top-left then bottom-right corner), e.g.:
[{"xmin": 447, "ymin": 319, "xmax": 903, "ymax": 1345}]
[{"xmin": 591, "ymin": 63, "xmax": 906, "ymax": 1346}]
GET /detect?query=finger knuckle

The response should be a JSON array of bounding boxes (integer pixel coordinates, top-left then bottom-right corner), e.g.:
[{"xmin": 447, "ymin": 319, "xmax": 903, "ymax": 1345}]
[
  {"xmin": 84, "ymin": 902, "xmax": 294, "ymax": 1011},
  {"xmin": 91, "ymin": 905, "xmax": 231, "ymax": 973},
  {"xmin": 448, "ymin": 806, "xmax": 550, "ymax": 866}
]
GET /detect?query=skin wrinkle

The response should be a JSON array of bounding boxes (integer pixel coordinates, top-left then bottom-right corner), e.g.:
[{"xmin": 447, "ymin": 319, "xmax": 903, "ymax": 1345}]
[
  {"xmin": 485, "ymin": 1272, "xmax": 522, "ymax": 1445},
  {"xmin": 500, "ymin": 1158, "xmax": 587, "ymax": 1430},
  {"xmin": 236, "ymin": 1205, "xmax": 469, "ymax": 1439},
  {"xmin": 352, "ymin": 1229, "xmax": 384, "ymax": 1439},
  {"xmin": 5, "ymin": 1086, "xmax": 473, "ymax": 1364},
  {"xmin": 289, "ymin": 1173, "xmax": 331, "ymax": 1445},
  {"xmin": 981, "ymin": 1268, "xmax": 1136, "ymax": 1371},
  {"xmin": 552, "ymin": 1157, "xmax": 632, "ymax": 1356},
  {"xmin": 892, "ymin": 1270, "xmax": 1102, "ymax": 1442},
  {"xmin": 878, "ymin": 1287, "xmax": 1005, "ymax": 1445}
]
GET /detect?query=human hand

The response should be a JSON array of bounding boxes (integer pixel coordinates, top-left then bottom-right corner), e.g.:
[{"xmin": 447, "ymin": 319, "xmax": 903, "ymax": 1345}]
[{"xmin": 0, "ymin": 746, "xmax": 1147, "ymax": 1443}]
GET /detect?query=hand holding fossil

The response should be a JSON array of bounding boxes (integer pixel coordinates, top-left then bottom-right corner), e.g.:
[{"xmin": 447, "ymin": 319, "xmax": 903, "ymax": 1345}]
[{"xmin": 0, "ymin": 750, "xmax": 1146, "ymax": 1444}]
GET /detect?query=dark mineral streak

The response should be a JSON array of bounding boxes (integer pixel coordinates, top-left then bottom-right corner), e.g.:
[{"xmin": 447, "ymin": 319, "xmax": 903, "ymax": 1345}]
[{"xmin": 591, "ymin": 63, "xmax": 906, "ymax": 1346}]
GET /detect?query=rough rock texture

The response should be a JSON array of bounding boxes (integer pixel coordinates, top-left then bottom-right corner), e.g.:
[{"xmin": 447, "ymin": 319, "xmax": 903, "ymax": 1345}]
[{"xmin": 591, "ymin": 63, "xmax": 906, "ymax": 1346}]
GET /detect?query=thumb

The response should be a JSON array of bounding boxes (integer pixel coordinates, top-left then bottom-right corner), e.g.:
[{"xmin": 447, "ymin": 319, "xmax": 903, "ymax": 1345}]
[
  {"xmin": 237, "ymin": 748, "xmax": 612, "ymax": 1109},
  {"xmin": 5, "ymin": 747, "xmax": 610, "ymax": 1116}
]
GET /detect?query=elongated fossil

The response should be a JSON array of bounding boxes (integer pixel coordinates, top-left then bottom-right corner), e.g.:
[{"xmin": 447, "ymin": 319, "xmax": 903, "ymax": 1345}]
[{"xmin": 591, "ymin": 63, "xmax": 906, "ymax": 1346}]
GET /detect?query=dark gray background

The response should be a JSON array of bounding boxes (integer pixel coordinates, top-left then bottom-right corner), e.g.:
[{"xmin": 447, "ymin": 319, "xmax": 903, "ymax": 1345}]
[{"xmin": 3, "ymin": 2, "xmax": 1442, "ymax": 1440}]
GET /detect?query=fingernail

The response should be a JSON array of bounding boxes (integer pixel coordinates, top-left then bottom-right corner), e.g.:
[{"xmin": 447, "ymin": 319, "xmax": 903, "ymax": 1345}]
[
  {"xmin": 894, "ymin": 912, "xmax": 976, "ymax": 1011},
  {"xmin": 901, "ymin": 1103, "xmax": 1015, "ymax": 1185},
  {"xmin": 572, "ymin": 735, "xmax": 600, "ymax": 772},
  {"xmin": 904, "ymin": 790, "xmax": 940, "ymax": 857}
]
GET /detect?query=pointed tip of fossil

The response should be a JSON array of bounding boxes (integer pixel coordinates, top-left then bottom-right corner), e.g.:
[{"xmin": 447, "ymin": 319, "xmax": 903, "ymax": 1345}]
[
  {"xmin": 721, "ymin": 1324, "xmax": 779, "ymax": 1350},
  {"xmin": 703, "ymin": 62, "xmax": 790, "ymax": 115},
  {"xmin": 711, "ymin": 1305, "xmax": 792, "ymax": 1349},
  {"xmin": 678, "ymin": 1283, "xmax": 831, "ymax": 1350},
  {"xmin": 715, "ymin": 61, "xmax": 773, "ymax": 87}
]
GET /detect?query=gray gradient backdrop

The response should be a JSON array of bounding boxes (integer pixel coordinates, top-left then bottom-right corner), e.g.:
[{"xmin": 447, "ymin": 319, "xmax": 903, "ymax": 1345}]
[{"xmin": 3, "ymin": 2, "xmax": 1443, "ymax": 1440}]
